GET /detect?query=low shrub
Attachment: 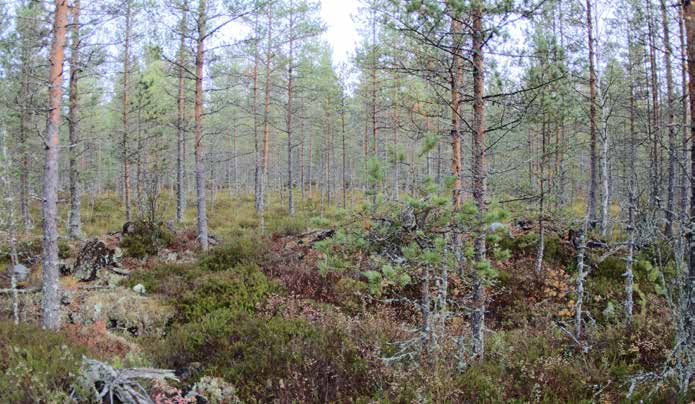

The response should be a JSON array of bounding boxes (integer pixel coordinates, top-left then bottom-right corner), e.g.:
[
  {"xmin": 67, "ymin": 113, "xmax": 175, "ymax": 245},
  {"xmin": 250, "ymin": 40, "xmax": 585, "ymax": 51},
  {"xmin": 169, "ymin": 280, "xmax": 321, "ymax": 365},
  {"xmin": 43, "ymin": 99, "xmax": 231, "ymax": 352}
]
[
  {"xmin": 149, "ymin": 309, "xmax": 378, "ymax": 402},
  {"xmin": 198, "ymin": 236, "xmax": 268, "ymax": 271},
  {"xmin": 176, "ymin": 263, "xmax": 273, "ymax": 323},
  {"xmin": 121, "ymin": 221, "xmax": 175, "ymax": 259},
  {"xmin": 124, "ymin": 262, "xmax": 199, "ymax": 297},
  {"xmin": 75, "ymin": 290, "xmax": 175, "ymax": 337},
  {"xmin": 0, "ymin": 321, "xmax": 87, "ymax": 402},
  {"xmin": 267, "ymin": 215, "xmax": 309, "ymax": 236},
  {"xmin": 334, "ymin": 277, "xmax": 369, "ymax": 315}
]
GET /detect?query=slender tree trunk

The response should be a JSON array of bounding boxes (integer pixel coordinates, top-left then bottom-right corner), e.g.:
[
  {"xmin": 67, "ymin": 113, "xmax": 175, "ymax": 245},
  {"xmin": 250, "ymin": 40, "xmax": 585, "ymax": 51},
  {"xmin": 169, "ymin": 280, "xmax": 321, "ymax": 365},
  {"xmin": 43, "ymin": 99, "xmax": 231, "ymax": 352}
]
[
  {"xmin": 371, "ymin": 8, "xmax": 377, "ymax": 159},
  {"xmin": 18, "ymin": 38, "xmax": 32, "ymax": 233},
  {"xmin": 326, "ymin": 109, "xmax": 333, "ymax": 206},
  {"xmin": 67, "ymin": 0, "xmax": 82, "ymax": 239},
  {"xmin": 600, "ymin": 114, "xmax": 610, "ymax": 236},
  {"xmin": 449, "ymin": 9, "xmax": 463, "ymax": 209},
  {"xmin": 233, "ymin": 124, "xmax": 239, "ymax": 193},
  {"xmin": 287, "ymin": 2, "xmax": 295, "ymax": 216},
  {"xmin": 680, "ymin": 0, "xmax": 695, "ymax": 391},
  {"xmin": 176, "ymin": 1, "xmax": 188, "ymax": 223},
  {"xmin": 299, "ymin": 104, "xmax": 305, "ymax": 201},
  {"xmin": 342, "ymin": 94, "xmax": 347, "ymax": 209},
  {"xmin": 308, "ymin": 128, "xmax": 313, "ymax": 195},
  {"xmin": 2, "ymin": 129, "xmax": 20, "ymax": 323},
  {"xmin": 42, "ymin": 0, "xmax": 68, "ymax": 331},
  {"xmin": 449, "ymin": 10, "xmax": 466, "ymax": 347},
  {"xmin": 368, "ymin": 5, "xmax": 378, "ymax": 206},
  {"xmin": 260, "ymin": 6, "xmax": 272, "ymax": 230},
  {"xmin": 680, "ymin": 2, "xmax": 690, "ymax": 225},
  {"xmin": 122, "ymin": 0, "xmax": 132, "ymax": 222},
  {"xmin": 625, "ymin": 30, "xmax": 637, "ymax": 327},
  {"xmin": 363, "ymin": 102, "xmax": 368, "ymax": 192},
  {"xmin": 253, "ymin": 5, "xmax": 261, "ymax": 213},
  {"xmin": 661, "ymin": 0, "xmax": 677, "ymax": 238},
  {"xmin": 194, "ymin": 0, "xmax": 208, "ymax": 250},
  {"xmin": 436, "ymin": 140, "xmax": 442, "ymax": 186},
  {"xmin": 648, "ymin": 0, "xmax": 661, "ymax": 213},
  {"xmin": 575, "ymin": 219, "xmax": 588, "ymax": 340},
  {"xmin": 392, "ymin": 103, "xmax": 400, "ymax": 201},
  {"xmin": 586, "ymin": 0, "xmax": 598, "ymax": 227},
  {"xmin": 536, "ymin": 120, "xmax": 546, "ymax": 275},
  {"xmin": 470, "ymin": 3, "xmax": 487, "ymax": 360},
  {"xmin": 136, "ymin": 105, "xmax": 143, "ymax": 217}
]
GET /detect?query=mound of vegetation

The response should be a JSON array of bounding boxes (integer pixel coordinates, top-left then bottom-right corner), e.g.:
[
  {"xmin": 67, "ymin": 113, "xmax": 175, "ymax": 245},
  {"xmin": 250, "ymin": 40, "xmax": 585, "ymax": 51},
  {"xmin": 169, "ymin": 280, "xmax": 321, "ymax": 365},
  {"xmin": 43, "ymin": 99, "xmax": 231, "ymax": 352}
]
[
  {"xmin": 149, "ymin": 309, "xmax": 379, "ymax": 402},
  {"xmin": 120, "ymin": 220, "xmax": 175, "ymax": 259},
  {"xmin": 0, "ymin": 321, "xmax": 87, "ymax": 402}
]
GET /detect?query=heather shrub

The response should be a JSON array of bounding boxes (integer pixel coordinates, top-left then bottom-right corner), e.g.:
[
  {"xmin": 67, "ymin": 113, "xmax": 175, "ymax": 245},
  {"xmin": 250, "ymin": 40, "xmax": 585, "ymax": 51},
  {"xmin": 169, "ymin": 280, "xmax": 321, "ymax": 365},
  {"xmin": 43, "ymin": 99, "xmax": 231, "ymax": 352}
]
[
  {"xmin": 0, "ymin": 321, "xmax": 88, "ymax": 402},
  {"xmin": 121, "ymin": 220, "xmax": 175, "ymax": 259},
  {"xmin": 149, "ymin": 309, "xmax": 377, "ymax": 402},
  {"xmin": 198, "ymin": 235, "xmax": 268, "ymax": 271},
  {"xmin": 176, "ymin": 263, "xmax": 273, "ymax": 323}
]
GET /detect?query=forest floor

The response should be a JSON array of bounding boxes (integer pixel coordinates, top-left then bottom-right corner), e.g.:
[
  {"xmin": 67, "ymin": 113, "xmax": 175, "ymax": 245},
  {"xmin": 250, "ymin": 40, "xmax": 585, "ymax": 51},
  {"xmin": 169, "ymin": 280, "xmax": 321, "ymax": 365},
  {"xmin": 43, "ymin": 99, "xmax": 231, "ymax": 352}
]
[{"xmin": 0, "ymin": 191, "xmax": 690, "ymax": 402}]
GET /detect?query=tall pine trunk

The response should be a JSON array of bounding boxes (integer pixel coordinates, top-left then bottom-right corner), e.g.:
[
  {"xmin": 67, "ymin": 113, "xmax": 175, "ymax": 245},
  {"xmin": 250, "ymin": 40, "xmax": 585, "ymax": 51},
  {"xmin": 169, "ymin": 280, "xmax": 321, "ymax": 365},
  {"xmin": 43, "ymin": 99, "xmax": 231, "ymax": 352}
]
[{"xmin": 42, "ymin": 0, "xmax": 69, "ymax": 331}]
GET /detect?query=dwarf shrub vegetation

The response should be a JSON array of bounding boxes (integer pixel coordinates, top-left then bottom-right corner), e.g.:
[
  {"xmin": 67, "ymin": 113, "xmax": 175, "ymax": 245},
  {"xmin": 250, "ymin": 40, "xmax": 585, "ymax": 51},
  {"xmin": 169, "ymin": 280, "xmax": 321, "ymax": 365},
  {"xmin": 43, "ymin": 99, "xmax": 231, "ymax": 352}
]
[
  {"xmin": 121, "ymin": 220, "xmax": 175, "ymax": 258},
  {"xmin": 149, "ymin": 309, "xmax": 377, "ymax": 402},
  {"xmin": 0, "ymin": 321, "xmax": 88, "ymax": 402},
  {"xmin": 177, "ymin": 263, "xmax": 273, "ymax": 323}
]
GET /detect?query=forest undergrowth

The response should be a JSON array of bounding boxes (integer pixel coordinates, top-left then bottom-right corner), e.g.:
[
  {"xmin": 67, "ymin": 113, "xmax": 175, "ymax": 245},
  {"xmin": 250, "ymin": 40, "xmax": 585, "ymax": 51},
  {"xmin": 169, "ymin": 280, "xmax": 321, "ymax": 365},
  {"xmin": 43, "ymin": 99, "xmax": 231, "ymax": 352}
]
[{"xmin": 0, "ymin": 191, "xmax": 691, "ymax": 403}]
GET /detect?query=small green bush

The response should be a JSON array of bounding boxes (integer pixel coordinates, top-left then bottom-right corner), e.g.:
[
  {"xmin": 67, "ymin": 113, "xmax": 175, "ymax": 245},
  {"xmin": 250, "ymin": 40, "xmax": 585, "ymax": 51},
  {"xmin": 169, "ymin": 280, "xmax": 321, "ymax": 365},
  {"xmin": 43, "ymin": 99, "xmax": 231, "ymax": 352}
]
[
  {"xmin": 121, "ymin": 221, "xmax": 175, "ymax": 259},
  {"xmin": 124, "ymin": 263, "xmax": 199, "ymax": 297},
  {"xmin": 335, "ymin": 277, "xmax": 369, "ymax": 314},
  {"xmin": 267, "ymin": 215, "xmax": 308, "ymax": 236},
  {"xmin": 176, "ymin": 263, "xmax": 273, "ymax": 323},
  {"xmin": 198, "ymin": 236, "xmax": 268, "ymax": 271},
  {"xmin": 0, "ymin": 321, "xmax": 87, "ymax": 402}
]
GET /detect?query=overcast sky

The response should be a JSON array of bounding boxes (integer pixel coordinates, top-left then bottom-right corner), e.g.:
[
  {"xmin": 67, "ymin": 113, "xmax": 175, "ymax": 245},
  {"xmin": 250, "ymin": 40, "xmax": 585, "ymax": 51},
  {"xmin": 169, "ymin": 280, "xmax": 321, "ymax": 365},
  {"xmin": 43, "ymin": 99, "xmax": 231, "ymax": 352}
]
[{"xmin": 320, "ymin": 0, "xmax": 361, "ymax": 65}]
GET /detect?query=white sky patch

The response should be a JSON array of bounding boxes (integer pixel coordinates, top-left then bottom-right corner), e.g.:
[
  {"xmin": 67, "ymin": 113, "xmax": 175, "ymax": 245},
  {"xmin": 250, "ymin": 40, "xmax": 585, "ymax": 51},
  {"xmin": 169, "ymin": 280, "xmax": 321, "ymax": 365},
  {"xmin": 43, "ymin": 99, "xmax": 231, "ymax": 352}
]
[{"xmin": 320, "ymin": 0, "xmax": 361, "ymax": 65}]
